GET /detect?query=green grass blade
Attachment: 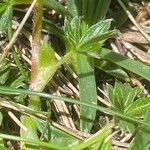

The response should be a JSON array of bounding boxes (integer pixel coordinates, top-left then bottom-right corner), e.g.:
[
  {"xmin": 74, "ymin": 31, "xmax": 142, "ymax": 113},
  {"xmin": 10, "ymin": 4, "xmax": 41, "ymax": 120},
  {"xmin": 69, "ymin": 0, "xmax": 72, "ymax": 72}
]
[
  {"xmin": 0, "ymin": 133, "xmax": 65, "ymax": 150},
  {"xmin": 67, "ymin": 0, "xmax": 82, "ymax": 17},
  {"xmin": 44, "ymin": 0, "xmax": 71, "ymax": 17},
  {"xmin": 76, "ymin": 53, "xmax": 97, "ymax": 132},
  {"xmin": 73, "ymin": 124, "xmax": 112, "ymax": 150},
  {"xmin": 88, "ymin": 48, "xmax": 150, "ymax": 81},
  {"xmin": 0, "ymin": 86, "xmax": 150, "ymax": 128},
  {"xmin": 81, "ymin": 0, "xmax": 88, "ymax": 21},
  {"xmin": 42, "ymin": 19, "xmax": 65, "ymax": 39},
  {"xmin": 92, "ymin": 0, "xmax": 111, "ymax": 24},
  {"xmin": 86, "ymin": 0, "xmax": 98, "ymax": 25}
]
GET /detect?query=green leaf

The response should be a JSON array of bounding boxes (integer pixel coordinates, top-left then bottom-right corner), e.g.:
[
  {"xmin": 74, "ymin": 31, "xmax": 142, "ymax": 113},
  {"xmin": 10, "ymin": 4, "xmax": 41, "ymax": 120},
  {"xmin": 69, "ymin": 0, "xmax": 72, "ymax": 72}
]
[
  {"xmin": 80, "ymin": 19, "xmax": 112, "ymax": 43},
  {"xmin": 32, "ymin": 116, "xmax": 80, "ymax": 147},
  {"xmin": 125, "ymin": 97, "xmax": 150, "ymax": 117},
  {"xmin": 88, "ymin": 48, "xmax": 150, "ymax": 81},
  {"xmin": 92, "ymin": 0, "xmax": 111, "ymax": 24},
  {"xmin": 64, "ymin": 17, "xmax": 116, "ymax": 53},
  {"xmin": 0, "ymin": 62, "xmax": 10, "ymax": 85},
  {"xmin": 0, "ymin": 2, "xmax": 13, "ymax": 31},
  {"xmin": 42, "ymin": 19, "xmax": 65, "ymax": 40},
  {"xmin": 20, "ymin": 115, "xmax": 39, "ymax": 150},
  {"xmin": 107, "ymin": 82, "xmax": 142, "ymax": 112},
  {"xmin": 77, "ymin": 53, "xmax": 97, "ymax": 132},
  {"xmin": 129, "ymin": 130, "xmax": 150, "ymax": 150},
  {"xmin": 32, "ymin": 42, "xmax": 56, "ymax": 91},
  {"xmin": 79, "ymin": 31, "xmax": 117, "ymax": 51},
  {"xmin": 1, "ymin": 86, "xmax": 150, "ymax": 128},
  {"xmin": 44, "ymin": 0, "xmax": 71, "ymax": 17},
  {"xmin": 0, "ymin": 145, "xmax": 9, "ymax": 150},
  {"xmin": 0, "ymin": 133, "xmax": 65, "ymax": 150},
  {"xmin": 13, "ymin": 0, "xmax": 32, "ymax": 4},
  {"xmin": 95, "ymin": 59, "xmax": 130, "ymax": 81},
  {"xmin": 106, "ymin": 82, "xmax": 142, "ymax": 132},
  {"xmin": 67, "ymin": 0, "xmax": 82, "ymax": 17},
  {"xmin": 129, "ymin": 101, "xmax": 150, "ymax": 150},
  {"xmin": 73, "ymin": 124, "xmax": 112, "ymax": 150}
]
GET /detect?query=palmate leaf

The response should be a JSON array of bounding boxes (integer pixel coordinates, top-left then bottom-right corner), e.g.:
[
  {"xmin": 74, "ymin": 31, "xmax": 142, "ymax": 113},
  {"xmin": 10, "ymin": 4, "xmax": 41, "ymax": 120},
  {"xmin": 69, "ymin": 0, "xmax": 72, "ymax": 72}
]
[
  {"xmin": 107, "ymin": 82, "xmax": 142, "ymax": 112},
  {"xmin": 106, "ymin": 82, "xmax": 143, "ymax": 132},
  {"xmin": 79, "ymin": 30, "xmax": 117, "ymax": 52},
  {"xmin": 63, "ymin": 17, "xmax": 116, "ymax": 132}
]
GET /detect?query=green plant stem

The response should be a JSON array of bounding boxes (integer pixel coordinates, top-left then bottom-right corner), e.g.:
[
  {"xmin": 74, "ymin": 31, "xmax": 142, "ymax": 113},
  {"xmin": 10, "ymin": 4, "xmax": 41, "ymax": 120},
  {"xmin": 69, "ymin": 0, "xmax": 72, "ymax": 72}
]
[
  {"xmin": 20, "ymin": 1, "xmax": 44, "ymax": 149},
  {"xmin": 30, "ymin": 0, "xmax": 44, "ymax": 109},
  {"xmin": 31, "ymin": 0, "xmax": 43, "ymax": 88}
]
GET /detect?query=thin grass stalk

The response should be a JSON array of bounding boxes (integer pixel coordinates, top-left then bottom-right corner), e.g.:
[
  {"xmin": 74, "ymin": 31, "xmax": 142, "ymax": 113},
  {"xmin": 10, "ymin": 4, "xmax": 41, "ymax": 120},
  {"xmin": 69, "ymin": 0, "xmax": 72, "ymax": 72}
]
[
  {"xmin": 0, "ymin": 86, "xmax": 150, "ymax": 128},
  {"xmin": 7, "ymin": 17, "xmax": 27, "ymax": 80}
]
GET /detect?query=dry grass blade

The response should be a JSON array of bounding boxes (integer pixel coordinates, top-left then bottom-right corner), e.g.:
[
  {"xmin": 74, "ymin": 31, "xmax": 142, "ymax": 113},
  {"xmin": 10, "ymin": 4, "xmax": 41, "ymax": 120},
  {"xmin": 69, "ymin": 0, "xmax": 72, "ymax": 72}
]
[
  {"xmin": 0, "ymin": 0, "xmax": 37, "ymax": 63},
  {"xmin": 117, "ymin": 0, "xmax": 150, "ymax": 43}
]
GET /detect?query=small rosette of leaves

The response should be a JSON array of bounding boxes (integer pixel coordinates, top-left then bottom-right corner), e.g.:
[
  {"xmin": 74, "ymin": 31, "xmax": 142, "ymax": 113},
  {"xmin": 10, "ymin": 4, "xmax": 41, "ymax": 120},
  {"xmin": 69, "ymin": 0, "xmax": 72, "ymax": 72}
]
[
  {"xmin": 107, "ymin": 82, "xmax": 150, "ymax": 132},
  {"xmin": 64, "ymin": 17, "xmax": 117, "ymax": 53}
]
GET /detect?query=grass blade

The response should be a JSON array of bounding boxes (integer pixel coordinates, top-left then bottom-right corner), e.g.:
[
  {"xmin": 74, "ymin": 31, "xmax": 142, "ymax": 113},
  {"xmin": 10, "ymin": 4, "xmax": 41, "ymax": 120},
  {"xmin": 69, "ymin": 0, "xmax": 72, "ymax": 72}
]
[
  {"xmin": 73, "ymin": 124, "xmax": 112, "ymax": 150},
  {"xmin": 0, "ymin": 133, "xmax": 65, "ymax": 150},
  {"xmin": 67, "ymin": 0, "xmax": 82, "ymax": 17},
  {"xmin": 92, "ymin": 0, "xmax": 111, "ymax": 24},
  {"xmin": 76, "ymin": 53, "xmax": 97, "ymax": 132},
  {"xmin": 0, "ymin": 86, "xmax": 150, "ymax": 128},
  {"xmin": 88, "ymin": 48, "xmax": 150, "ymax": 81},
  {"xmin": 44, "ymin": 0, "xmax": 71, "ymax": 17}
]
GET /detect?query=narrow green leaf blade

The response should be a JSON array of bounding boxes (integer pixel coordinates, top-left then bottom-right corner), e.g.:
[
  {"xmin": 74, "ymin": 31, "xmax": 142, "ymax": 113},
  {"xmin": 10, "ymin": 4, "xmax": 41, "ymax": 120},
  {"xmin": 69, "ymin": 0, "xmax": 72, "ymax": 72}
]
[
  {"xmin": 76, "ymin": 53, "xmax": 97, "ymax": 132},
  {"xmin": 44, "ymin": 0, "xmax": 71, "ymax": 17},
  {"xmin": 73, "ymin": 124, "xmax": 112, "ymax": 150},
  {"xmin": 88, "ymin": 48, "xmax": 150, "ymax": 81},
  {"xmin": 67, "ymin": 0, "xmax": 82, "ymax": 17}
]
